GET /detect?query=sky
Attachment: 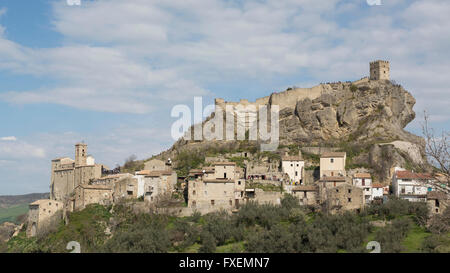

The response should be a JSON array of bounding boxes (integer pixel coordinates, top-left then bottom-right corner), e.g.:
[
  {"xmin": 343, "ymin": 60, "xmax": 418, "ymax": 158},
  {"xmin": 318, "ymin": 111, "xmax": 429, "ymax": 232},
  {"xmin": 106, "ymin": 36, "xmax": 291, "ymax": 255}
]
[{"xmin": 0, "ymin": 0, "xmax": 449, "ymax": 195}]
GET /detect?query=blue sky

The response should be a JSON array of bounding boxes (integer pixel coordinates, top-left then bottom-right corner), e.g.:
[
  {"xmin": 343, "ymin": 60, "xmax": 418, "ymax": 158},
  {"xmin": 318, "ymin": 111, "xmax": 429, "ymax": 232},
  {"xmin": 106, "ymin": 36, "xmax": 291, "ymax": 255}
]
[{"xmin": 0, "ymin": 0, "xmax": 449, "ymax": 195}]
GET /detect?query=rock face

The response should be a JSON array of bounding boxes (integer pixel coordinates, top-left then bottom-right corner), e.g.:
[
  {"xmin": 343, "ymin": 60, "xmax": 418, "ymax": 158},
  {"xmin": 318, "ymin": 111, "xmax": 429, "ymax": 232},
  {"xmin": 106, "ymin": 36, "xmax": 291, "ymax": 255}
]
[
  {"xmin": 159, "ymin": 79, "xmax": 428, "ymax": 183},
  {"xmin": 280, "ymin": 80, "xmax": 422, "ymax": 146}
]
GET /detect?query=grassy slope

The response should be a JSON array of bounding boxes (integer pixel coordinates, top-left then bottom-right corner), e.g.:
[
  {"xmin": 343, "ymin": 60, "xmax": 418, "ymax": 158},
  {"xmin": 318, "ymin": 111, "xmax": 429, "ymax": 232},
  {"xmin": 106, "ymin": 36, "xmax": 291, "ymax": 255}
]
[
  {"xmin": 401, "ymin": 224, "xmax": 430, "ymax": 253},
  {"xmin": 0, "ymin": 204, "xmax": 29, "ymax": 224}
]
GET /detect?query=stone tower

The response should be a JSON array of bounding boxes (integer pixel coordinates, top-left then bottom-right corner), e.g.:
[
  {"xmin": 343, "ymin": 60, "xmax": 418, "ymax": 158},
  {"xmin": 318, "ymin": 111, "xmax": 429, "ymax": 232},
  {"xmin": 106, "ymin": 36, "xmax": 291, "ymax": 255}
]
[
  {"xmin": 75, "ymin": 143, "xmax": 87, "ymax": 167},
  {"xmin": 370, "ymin": 60, "xmax": 390, "ymax": 80}
]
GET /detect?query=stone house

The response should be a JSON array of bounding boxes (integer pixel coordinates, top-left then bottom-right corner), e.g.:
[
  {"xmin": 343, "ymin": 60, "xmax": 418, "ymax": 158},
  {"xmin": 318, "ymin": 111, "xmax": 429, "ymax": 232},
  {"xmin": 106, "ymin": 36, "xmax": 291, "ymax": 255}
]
[
  {"xmin": 188, "ymin": 162, "xmax": 245, "ymax": 212},
  {"xmin": 319, "ymin": 152, "xmax": 346, "ymax": 178},
  {"xmin": 27, "ymin": 199, "xmax": 63, "ymax": 237},
  {"xmin": 427, "ymin": 191, "xmax": 448, "ymax": 215},
  {"xmin": 325, "ymin": 184, "xmax": 364, "ymax": 213},
  {"xmin": 140, "ymin": 170, "xmax": 177, "ymax": 203},
  {"xmin": 73, "ymin": 184, "xmax": 113, "ymax": 210},
  {"xmin": 144, "ymin": 158, "xmax": 172, "ymax": 171},
  {"xmin": 291, "ymin": 185, "xmax": 319, "ymax": 206}
]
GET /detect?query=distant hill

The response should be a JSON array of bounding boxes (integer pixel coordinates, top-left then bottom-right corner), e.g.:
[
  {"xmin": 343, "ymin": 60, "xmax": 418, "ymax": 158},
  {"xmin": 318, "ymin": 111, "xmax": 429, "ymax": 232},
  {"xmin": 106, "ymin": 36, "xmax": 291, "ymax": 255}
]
[
  {"xmin": 0, "ymin": 193, "xmax": 49, "ymax": 224},
  {"xmin": 0, "ymin": 193, "xmax": 49, "ymax": 209}
]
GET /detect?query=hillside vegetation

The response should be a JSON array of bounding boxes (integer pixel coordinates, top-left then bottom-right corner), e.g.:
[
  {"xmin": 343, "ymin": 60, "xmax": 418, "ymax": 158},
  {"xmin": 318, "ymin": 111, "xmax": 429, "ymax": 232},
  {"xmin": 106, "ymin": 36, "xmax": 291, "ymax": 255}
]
[{"xmin": 4, "ymin": 197, "xmax": 449, "ymax": 253}]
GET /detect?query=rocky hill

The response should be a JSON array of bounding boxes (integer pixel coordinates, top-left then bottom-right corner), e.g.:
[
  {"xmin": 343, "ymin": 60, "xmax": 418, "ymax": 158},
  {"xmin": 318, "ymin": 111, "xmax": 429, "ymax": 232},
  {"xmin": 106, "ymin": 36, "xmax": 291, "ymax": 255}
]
[{"xmin": 156, "ymin": 79, "xmax": 428, "ymax": 183}]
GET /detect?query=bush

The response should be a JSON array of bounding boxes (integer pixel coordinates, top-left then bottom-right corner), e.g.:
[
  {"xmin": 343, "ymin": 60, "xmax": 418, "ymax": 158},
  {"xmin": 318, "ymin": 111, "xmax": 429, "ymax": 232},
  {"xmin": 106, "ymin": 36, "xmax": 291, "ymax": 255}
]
[
  {"xmin": 199, "ymin": 231, "xmax": 216, "ymax": 253},
  {"xmin": 246, "ymin": 224, "xmax": 295, "ymax": 253},
  {"xmin": 101, "ymin": 214, "xmax": 170, "ymax": 253},
  {"xmin": 375, "ymin": 218, "xmax": 411, "ymax": 253},
  {"xmin": 203, "ymin": 211, "xmax": 233, "ymax": 245}
]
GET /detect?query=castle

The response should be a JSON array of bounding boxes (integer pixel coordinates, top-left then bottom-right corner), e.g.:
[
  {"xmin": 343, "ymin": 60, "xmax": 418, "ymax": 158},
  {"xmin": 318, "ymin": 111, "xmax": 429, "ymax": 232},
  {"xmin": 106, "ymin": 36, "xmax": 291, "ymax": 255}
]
[
  {"xmin": 50, "ymin": 143, "xmax": 106, "ymax": 201},
  {"xmin": 215, "ymin": 60, "xmax": 390, "ymax": 113},
  {"xmin": 369, "ymin": 60, "xmax": 390, "ymax": 81}
]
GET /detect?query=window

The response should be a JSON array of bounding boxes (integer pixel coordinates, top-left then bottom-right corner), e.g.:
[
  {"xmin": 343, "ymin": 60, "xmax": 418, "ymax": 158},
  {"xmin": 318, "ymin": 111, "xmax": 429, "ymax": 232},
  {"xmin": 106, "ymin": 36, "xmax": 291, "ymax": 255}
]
[
  {"xmin": 229, "ymin": 200, "xmax": 233, "ymax": 206},
  {"xmin": 295, "ymin": 171, "xmax": 298, "ymax": 176},
  {"xmin": 362, "ymin": 179, "xmax": 365, "ymax": 186},
  {"xmin": 348, "ymin": 189, "xmax": 352, "ymax": 194},
  {"xmin": 193, "ymin": 190, "xmax": 196, "ymax": 195},
  {"xmin": 296, "ymin": 164, "xmax": 299, "ymax": 167},
  {"xmin": 291, "ymin": 164, "xmax": 293, "ymax": 167},
  {"xmin": 238, "ymin": 181, "xmax": 241, "ymax": 185},
  {"xmin": 330, "ymin": 158, "xmax": 334, "ymax": 163},
  {"xmin": 224, "ymin": 191, "xmax": 227, "ymax": 195},
  {"xmin": 211, "ymin": 200, "xmax": 215, "ymax": 206},
  {"xmin": 348, "ymin": 198, "xmax": 351, "ymax": 202},
  {"xmin": 224, "ymin": 172, "xmax": 227, "ymax": 179}
]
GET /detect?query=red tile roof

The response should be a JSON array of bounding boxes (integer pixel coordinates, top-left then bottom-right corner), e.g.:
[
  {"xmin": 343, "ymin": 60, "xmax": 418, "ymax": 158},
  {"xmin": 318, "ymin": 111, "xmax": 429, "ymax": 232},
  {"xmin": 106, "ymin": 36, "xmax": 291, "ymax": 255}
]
[
  {"xmin": 396, "ymin": 170, "xmax": 433, "ymax": 180},
  {"xmin": 353, "ymin": 173, "xmax": 371, "ymax": 179}
]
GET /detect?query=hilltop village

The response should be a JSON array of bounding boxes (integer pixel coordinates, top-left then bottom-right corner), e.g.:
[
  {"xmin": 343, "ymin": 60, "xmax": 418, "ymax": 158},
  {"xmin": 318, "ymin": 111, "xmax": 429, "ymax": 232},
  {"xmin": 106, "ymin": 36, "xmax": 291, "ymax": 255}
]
[{"xmin": 23, "ymin": 61, "xmax": 449, "ymax": 238}]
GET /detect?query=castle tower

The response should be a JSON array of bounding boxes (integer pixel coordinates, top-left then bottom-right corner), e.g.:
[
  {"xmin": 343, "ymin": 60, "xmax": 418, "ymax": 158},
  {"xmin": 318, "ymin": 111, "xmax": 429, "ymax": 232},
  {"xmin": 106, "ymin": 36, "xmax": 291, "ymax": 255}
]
[
  {"xmin": 75, "ymin": 143, "xmax": 87, "ymax": 167},
  {"xmin": 370, "ymin": 60, "xmax": 390, "ymax": 80}
]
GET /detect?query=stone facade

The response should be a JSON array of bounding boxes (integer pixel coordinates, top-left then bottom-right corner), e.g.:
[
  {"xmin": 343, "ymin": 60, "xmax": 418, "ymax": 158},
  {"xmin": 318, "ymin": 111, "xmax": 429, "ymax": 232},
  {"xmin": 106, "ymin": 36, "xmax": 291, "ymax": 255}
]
[
  {"xmin": 427, "ymin": 191, "xmax": 448, "ymax": 215},
  {"xmin": 26, "ymin": 199, "xmax": 63, "ymax": 237},
  {"xmin": 188, "ymin": 162, "xmax": 245, "ymax": 212},
  {"xmin": 73, "ymin": 184, "xmax": 113, "ymax": 210},
  {"xmin": 325, "ymin": 184, "xmax": 364, "ymax": 213},
  {"xmin": 292, "ymin": 185, "xmax": 319, "ymax": 206},
  {"xmin": 50, "ymin": 143, "xmax": 105, "ymax": 202},
  {"xmin": 370, "ymin": 60, "xmax": 390, "ymax": 81},
  {"xmin": 320, "ymin": 152, "xmax": 346, "ymax": 178}
]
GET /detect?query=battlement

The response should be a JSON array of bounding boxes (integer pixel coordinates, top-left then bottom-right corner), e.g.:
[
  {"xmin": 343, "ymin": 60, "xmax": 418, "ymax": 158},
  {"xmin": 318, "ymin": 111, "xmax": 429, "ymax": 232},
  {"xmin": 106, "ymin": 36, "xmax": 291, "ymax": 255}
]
[
  {"xmin": 370, "ymin": 60, "xmax": 389, "ymax": 66},
  {"xmin": 370, "ymin": 60, "xmax": 390, "ymax": 80}
]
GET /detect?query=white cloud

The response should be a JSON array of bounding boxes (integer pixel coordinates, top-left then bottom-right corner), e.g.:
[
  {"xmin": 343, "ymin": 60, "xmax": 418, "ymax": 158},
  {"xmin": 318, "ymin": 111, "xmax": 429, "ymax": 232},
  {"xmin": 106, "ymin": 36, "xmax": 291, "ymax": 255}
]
[
  {"xmin": 0, "ymin": 0, "xmax": 450, "ymax": 194},
  {"xmin": 0, "ymin": 140, "xmax": 46, "ymax": 160},
  {"xmin": 0, "ymin": 136, "xmax": 17, "ymax": 141}
]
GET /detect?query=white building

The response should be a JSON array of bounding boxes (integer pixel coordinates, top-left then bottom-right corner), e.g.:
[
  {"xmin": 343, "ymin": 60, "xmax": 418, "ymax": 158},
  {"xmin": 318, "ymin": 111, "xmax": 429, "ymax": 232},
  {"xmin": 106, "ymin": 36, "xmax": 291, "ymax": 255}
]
[
  {"xmin": 281, "ymin": 152, "xmax": 304, "ymax": 184},
  {"xmin": 371, "ymin": 184, "xmax": 384, "ymax": 201},
  {"xmin": 353, "ymin": 173, "xmax": 372, "ymax": 204},
  {"xmin": 392, "ymin": 170, "xmax": 435, "ymax": 202}
]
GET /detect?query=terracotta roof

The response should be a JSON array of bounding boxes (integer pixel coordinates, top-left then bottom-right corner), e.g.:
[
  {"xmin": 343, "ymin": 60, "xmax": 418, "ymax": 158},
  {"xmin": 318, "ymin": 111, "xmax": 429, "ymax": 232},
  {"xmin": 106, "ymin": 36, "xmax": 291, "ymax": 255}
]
[
  {"xmin": 427, "ymin": 191, "xmax": 448, "ymax": 200},
  {"xmin": 292, "ymin": 185, "xmax": 318, "ymax": 191},
  {"xmin": 282, "ymin": 155, "xmax": 303, "ymax": 161},
  {"xmin": 320, "ymin": 176, "xmax": 346, "ymax": 182},
  {"xmin": 396, "ymin": 170, "xmax": 433, "ymax": 180},
  {"xmin": 321, "ymin": 152, "xmax": 346, "ymax": 158},
  {"xmin": 353, "ymin": 173, "xmax": 371, "ymax": 179},
  {"xmin": 213, "ymin": 161, "xmax": 236, "ymax": 166},
  {"xmin": 136, "ymin": 170, "xmax": 152, "ymax": 175},
  {"xmin": 372, "ymin": 183, "xmax": 384, "ymax": 188},
  {"xmin": 146, "ymin": 170, "xmax": 173, "ymax": 177},
  {"xmin": 203, "ymin": 178, "xmax": 235, "ymax": 183}
]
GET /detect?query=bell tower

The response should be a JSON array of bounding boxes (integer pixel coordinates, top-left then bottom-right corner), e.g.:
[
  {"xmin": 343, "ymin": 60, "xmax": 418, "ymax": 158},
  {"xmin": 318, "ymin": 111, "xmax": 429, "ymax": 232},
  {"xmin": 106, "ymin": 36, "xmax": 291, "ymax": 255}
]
[{"xmin": 75, "ymin": 143, "xmax": 87, "ymax": 167}]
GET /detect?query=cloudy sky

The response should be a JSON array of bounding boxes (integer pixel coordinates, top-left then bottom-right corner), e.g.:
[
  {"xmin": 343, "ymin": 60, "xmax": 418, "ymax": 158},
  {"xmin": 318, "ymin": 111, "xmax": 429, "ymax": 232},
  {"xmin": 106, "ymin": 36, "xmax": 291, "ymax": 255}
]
[{"xmin": 0, "ymin": 0, "xmax": 449, "ymax": 195}]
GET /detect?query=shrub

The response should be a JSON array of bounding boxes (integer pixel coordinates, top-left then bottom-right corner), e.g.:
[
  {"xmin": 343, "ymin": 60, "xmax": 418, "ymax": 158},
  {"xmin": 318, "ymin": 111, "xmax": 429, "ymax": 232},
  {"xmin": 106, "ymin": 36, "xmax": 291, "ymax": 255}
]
[
  {"xmin": 101, "ymin": 214, "xmax": 170, "ymax": 253},
  {"xmin": 199, "ymin": 231, "xmax": 216, "ymax": 253}
]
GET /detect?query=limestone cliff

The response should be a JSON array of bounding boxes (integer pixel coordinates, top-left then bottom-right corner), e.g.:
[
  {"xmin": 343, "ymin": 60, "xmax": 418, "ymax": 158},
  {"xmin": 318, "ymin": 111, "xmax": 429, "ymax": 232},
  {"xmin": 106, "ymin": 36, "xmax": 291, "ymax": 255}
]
[{"xmin": 158, "ymin": 79, "xmax": 428, "ymax": 183}]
